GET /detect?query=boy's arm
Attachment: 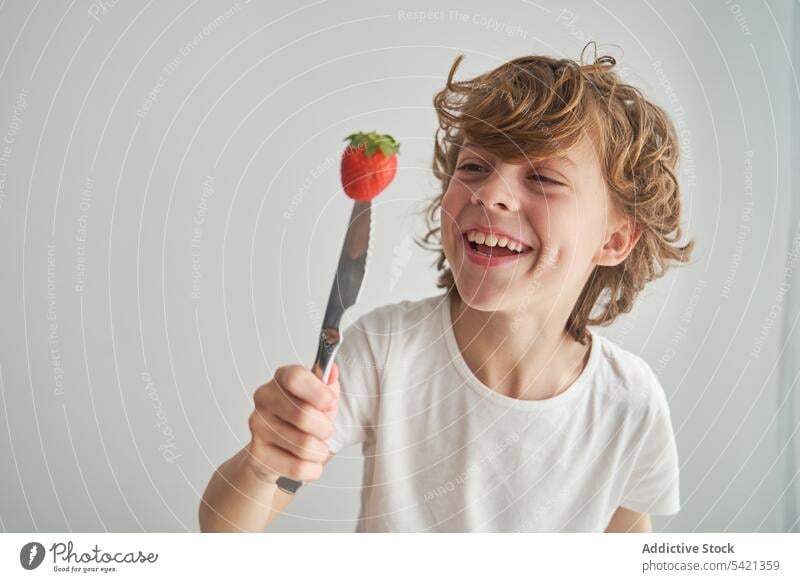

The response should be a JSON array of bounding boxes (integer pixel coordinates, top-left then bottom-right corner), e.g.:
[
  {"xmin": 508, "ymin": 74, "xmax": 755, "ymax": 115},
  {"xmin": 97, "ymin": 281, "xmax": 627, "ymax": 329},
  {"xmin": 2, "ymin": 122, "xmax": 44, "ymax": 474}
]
[
  {"xmin": 604, "ymin": 506, "xmax": 652, "ymax": 533},
  {"xmin": 199, "ymin": 447, "xmax": 335, "ymax": 533}
]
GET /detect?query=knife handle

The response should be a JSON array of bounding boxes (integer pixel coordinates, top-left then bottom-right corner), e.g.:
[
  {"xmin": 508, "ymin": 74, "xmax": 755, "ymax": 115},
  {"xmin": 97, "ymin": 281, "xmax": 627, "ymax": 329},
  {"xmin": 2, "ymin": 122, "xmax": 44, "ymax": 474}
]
[{"xmin": 275, "ymin": 327, "xmax": 341, "ymax": 495}]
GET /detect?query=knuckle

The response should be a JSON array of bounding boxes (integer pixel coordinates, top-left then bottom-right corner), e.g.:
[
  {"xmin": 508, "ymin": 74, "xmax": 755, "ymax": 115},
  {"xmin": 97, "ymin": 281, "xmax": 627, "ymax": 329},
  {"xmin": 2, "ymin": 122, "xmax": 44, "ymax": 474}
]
[
  {"xmin": 283, "ymin": 365, "xmax": 305, "ymax": 388},
  {"xmin": 253, "ymin": 385, "xmax": 272, "ymax": 410},
  {"xmin": 247, "ymin": 411, "xmax": 260, "ymax": 435},
  {"xmin": 313, "ymin": 420, "xmax": 331, "ymax": 441},
  {"xmin": 274, "ymin": 365, "xmax": 294, "ymax": 387},
  {"xmin": 297, "ymin": 433, "xmax": 317, "ymax": 455},
  {"xmin": 286, "ymin": 457, "xmax": 306, "ymax": 480},
  {"xmin": 271, "ymin": 366, "xmax": 286, "ymax": 384},
  {"xmin": 250, "ymin": 412, "xmax": 282, "ymax": 445},
  {"xmin": 290, "ymin": 403, "xmax": 314, "ymax": 430},
  {"xmin": 289, "ymin": 433, "xmax": 309, "ymax": 456}
]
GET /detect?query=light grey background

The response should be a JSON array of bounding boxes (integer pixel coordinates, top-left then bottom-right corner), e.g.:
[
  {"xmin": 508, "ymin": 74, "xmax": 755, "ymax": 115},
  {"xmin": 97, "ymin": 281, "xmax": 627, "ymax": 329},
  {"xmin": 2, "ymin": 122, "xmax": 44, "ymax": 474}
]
[{"xmin": 0, "ymin": 0, "xmax": 798, "ymax": 532}]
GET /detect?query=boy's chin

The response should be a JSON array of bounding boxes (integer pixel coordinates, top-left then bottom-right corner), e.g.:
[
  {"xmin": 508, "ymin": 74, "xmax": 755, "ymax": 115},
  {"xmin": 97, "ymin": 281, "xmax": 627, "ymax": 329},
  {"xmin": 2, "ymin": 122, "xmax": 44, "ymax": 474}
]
[{"xmin": 454, "ymin": 282, "xmax": 519, "ymax": 313}]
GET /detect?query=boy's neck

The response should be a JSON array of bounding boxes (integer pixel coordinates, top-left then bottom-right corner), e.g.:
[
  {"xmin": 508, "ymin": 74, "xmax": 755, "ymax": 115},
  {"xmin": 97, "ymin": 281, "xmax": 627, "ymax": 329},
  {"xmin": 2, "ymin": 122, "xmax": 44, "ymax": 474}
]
[{"xmin": 449, "ymin": 292, "xmax": 591, "ymax": 402}]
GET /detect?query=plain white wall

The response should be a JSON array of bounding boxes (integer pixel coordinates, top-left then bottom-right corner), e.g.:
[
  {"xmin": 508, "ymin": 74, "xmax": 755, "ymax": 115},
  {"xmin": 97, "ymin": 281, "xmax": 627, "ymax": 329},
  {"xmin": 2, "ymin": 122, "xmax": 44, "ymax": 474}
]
[{"xmin": 0, "ymin": 0, "xmax": 797, "ymax": 532}]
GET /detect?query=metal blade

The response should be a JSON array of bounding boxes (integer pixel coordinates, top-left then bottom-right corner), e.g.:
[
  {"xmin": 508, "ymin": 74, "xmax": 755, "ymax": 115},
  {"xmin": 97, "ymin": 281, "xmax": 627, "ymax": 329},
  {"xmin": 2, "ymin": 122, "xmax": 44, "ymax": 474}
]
[
  {"xmin": 273, "ymin": 200, "xmax": 372, "ymax": 496},
  {"xmin": 321, "ymin": 200, "xmax": 372, "ymax": 331}
]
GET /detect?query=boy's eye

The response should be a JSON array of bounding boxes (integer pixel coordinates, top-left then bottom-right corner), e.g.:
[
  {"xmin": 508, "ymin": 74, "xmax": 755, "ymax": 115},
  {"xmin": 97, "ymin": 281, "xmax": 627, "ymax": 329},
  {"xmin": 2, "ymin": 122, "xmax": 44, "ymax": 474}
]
[
  {"xmin": 456, "ymin": 163, "xmax": 562, "ymax": 186},
  {"xmin": 529, "ymin": 174, "xmax": 562, "ymax": 186},
  {"xmin": 456, "ymin": 162, "xmax": 486, "ymax": 172}
]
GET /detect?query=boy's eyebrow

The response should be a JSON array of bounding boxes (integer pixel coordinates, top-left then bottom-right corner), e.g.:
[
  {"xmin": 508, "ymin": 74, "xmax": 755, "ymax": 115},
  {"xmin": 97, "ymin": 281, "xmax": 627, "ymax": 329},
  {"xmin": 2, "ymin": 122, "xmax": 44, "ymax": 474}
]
[
  {"xmin": 460, "ymin": 142, "xmax": 577, "ymax": 172},
  {"xmin": 459, "ymin": 141, "xmax": 488, "ymax": 156},
  {"xmin": 550, "ymin": 154, "xmax": 576, "ymax": 170}
]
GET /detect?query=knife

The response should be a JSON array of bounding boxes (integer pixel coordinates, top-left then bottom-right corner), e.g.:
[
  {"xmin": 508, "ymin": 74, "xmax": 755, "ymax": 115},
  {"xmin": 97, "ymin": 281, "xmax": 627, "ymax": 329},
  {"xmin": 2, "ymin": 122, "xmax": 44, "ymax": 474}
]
[{"xmin": 275, "ymin": 199, "xmax": 373, "ymax": 494}]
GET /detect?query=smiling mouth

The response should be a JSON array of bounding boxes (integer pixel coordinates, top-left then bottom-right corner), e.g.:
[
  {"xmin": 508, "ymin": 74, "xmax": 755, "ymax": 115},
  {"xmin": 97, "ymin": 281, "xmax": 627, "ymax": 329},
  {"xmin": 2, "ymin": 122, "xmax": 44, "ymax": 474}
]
[{"xmin": 462, "ymin": 233, "xmax": 534, "ymax": 258}]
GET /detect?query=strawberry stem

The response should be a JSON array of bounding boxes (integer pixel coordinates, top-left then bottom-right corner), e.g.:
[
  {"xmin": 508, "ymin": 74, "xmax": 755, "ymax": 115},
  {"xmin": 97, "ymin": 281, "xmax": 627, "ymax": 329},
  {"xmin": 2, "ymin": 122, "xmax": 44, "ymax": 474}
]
[{"xmin": 344, "ymin": 131, "xmax": 400, "ymax": 157}]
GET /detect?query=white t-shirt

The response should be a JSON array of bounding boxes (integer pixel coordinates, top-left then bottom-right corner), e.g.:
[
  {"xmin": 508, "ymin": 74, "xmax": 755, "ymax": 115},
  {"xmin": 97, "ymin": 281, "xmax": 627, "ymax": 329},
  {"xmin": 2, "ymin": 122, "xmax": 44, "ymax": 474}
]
[{"xmin": 327, "ymin": 292, "xmax": 680, "ymax": 532}]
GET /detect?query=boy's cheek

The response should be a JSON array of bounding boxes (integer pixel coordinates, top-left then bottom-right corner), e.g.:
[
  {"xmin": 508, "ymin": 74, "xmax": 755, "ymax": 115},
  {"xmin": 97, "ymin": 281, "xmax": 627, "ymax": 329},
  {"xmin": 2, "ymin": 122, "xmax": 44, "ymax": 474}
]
[
  {"xmin": 439, "ymin": 213, "xmax": 458, "ymax": 245},
  {"xmin": 441, "ymin": 234, "xmax": 455, "ymax": 262}
]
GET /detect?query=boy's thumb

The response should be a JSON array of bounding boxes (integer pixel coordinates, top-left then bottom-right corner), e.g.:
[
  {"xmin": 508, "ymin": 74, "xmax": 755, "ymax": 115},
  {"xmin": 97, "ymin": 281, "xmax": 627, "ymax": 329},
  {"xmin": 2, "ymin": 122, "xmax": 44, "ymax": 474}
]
[
  {"xmin": 326, "ymin": 362, "xmax": 339, "ymax": 387},
  {"xmin": 325, "ymin": 362, "xmax": 340, "ymax": 407}
]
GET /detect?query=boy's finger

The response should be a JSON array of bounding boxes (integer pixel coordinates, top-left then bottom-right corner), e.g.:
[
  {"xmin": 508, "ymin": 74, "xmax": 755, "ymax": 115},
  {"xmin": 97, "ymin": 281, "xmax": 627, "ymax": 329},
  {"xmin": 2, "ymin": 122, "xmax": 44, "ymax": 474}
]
[{"xmin": 274, "ymin": 366, "xmax": 334, "ymax": 411}]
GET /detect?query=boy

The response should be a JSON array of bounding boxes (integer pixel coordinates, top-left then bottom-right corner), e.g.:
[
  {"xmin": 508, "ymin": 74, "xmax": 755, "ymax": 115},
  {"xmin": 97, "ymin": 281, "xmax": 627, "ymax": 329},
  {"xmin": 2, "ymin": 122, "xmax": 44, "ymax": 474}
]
[{"xmin": 199, "ymin": 46, "xmax": 695, "ymax": 533}]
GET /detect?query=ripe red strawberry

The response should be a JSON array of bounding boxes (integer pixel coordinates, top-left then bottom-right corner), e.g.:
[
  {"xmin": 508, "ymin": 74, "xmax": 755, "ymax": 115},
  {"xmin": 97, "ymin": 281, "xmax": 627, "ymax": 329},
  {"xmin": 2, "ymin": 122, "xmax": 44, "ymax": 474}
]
[{"xmin": 340, "ymin": 131, "xmax": 399, "ymax": 201}]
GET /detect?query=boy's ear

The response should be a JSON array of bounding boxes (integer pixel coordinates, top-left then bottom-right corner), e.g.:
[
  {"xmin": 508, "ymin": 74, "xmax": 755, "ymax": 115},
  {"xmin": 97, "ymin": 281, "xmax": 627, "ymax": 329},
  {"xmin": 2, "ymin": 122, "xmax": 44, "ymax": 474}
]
[{"xmin": 595, "ymin": 216, "xmax": 641, "ymax": 267}]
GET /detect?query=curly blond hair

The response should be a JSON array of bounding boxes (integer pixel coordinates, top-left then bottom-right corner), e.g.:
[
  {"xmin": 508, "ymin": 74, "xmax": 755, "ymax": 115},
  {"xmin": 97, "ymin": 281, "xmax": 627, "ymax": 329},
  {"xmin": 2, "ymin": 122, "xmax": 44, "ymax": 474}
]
[{"xmin": 417, "ymin": 44, "xmax": 696, "ymax": 346}]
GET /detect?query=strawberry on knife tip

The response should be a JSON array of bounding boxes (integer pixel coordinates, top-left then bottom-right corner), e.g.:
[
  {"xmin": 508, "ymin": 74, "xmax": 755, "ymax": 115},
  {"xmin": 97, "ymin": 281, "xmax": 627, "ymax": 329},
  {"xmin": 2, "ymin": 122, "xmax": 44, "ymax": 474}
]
[{"xmin": 340, "ymin": 131, "xmax": 399, "ymax": 201}]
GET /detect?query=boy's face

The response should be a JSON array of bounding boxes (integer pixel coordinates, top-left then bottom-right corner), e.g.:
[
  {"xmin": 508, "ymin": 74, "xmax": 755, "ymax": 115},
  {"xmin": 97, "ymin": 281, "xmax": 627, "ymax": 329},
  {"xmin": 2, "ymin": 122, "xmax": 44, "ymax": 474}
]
[{"xmin": 440, "ymin": 134, "xmax": 638, "ymax": 315}]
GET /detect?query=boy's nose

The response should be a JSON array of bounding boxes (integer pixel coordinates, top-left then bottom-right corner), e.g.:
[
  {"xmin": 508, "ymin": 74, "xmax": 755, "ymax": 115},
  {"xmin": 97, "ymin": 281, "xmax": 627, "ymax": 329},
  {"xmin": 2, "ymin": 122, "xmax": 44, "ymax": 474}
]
[{"xmin": 470, "ymin": 174, "xmax": 520, "ymax": 211}]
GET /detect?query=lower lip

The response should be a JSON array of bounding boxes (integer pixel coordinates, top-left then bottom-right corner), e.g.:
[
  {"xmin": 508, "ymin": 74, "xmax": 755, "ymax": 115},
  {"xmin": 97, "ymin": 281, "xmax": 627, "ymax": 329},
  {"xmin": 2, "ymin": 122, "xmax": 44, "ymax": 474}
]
[{"xmin": 461, "ymin": 234, "xmax": 533, "ymax": 267}]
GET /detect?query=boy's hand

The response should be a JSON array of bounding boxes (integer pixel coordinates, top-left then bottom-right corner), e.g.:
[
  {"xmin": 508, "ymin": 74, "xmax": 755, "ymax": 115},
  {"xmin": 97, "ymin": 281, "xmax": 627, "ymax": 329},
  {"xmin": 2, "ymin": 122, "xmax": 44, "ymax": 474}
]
[{"xmin": 245, "ymin": 363, "xmax": 339, "ymax": 484}]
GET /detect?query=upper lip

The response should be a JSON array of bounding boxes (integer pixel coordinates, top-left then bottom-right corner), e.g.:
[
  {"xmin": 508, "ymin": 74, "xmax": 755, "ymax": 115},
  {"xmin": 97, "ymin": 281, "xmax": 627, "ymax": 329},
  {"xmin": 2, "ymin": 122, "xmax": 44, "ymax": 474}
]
[{"xmin": 461, "ymin": 224, "xmax": 533, "ymax": 251}]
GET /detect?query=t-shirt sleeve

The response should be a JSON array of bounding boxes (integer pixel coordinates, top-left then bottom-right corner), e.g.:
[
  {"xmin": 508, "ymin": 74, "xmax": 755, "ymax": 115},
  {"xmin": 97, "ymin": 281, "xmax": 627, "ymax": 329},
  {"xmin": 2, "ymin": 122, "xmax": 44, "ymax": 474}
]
[
  {"xmin": 326, "ymin": 306, "xmax": 389, "ymax": 456},
  {"xmin": 620, "ymin": 365, "xmax": 681, "ymax": 516}
]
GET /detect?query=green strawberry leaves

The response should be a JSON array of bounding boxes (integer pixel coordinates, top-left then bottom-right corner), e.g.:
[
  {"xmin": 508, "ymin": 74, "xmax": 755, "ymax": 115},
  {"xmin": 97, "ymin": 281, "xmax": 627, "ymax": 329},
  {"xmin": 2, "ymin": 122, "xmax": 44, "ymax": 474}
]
[{"xmin": 344, "ymin": 131, "xmax": 400, "ymax": 158}]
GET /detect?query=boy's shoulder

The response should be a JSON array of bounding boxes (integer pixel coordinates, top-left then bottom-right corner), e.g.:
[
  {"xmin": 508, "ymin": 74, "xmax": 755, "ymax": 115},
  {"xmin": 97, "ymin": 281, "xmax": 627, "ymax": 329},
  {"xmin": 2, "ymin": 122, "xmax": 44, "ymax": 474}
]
[{"xmin": 591, "ymin": 330, "xmax": 667, "ymax": 413}]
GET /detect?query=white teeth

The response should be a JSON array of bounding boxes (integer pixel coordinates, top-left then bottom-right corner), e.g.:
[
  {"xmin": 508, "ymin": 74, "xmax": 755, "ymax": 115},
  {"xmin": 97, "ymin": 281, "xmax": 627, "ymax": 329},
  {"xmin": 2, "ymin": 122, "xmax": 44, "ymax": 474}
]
[{"xmin": 464, "ymin": 229, "xmax": 528, "ymax": 252}]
